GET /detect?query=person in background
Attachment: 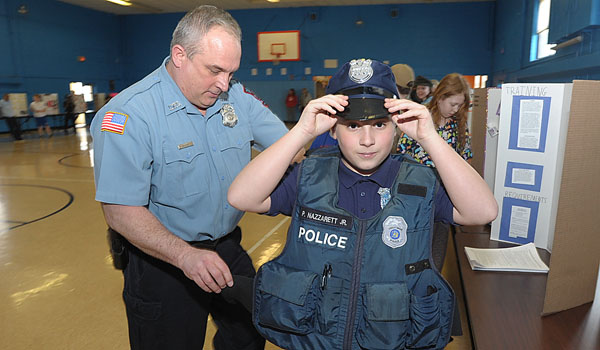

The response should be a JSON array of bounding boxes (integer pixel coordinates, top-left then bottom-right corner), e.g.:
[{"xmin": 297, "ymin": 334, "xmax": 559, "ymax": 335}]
[
  {"xmin": 29, "ymin": 94, "xmax": 52, "ymax": 137},
  {"xmin": 410, "ymin": 75, "xmax": 433, "ymax": 104},
  {"xmin": 391, "ymin": 63, "xmax": 415, "ymax": 99},
  {"xmin": 90, "ymin": 5, "xmax": 292, "ymax": 350},
  {"xmin": 63, "ymin": 91, "xmax": 76, "ymax": 134},
  {"xmin": 285, "ymin": 88, "xmax": 298, "ymax": 121},
  {"xmin": 299, "ymin": 87, "xmax": 312, "ymax": 112},
  {"xmin": 228, "ymin": 59, "xmax": 497, "ymax": 350},
  {"xmin": 0, "ymin": 94, "xmax": 23, "ymax": 141}
]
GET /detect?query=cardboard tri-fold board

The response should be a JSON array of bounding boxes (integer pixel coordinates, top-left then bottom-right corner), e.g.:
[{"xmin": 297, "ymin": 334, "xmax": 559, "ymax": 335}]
[
  {"xmin": 491, "ymin": 83, "xmax": 573, "ymax": 252},
  {"xmin": 470, "ymin": 88, "xmax": 501, "ymax": 191},
  {"xmin": 541, "ymin": 80, "xmax": 600, "ymax": 315}
]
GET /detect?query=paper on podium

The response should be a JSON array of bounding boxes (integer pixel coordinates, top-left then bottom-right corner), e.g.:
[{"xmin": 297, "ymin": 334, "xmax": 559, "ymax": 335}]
[{"xmin": 464, "ymin": 243, "xmax": 549, "ymax": 273}]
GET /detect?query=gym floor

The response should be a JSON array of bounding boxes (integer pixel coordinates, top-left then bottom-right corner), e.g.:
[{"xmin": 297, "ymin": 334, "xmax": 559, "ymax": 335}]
[{"xmin": 0, "ymin": 127, "xmax": 472, "ymax": 349}]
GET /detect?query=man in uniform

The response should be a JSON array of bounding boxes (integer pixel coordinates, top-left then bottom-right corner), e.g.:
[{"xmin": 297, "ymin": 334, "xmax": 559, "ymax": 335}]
[{"xmin": 91, "ymin": 5, "xmax": 289, "ymax": 350}]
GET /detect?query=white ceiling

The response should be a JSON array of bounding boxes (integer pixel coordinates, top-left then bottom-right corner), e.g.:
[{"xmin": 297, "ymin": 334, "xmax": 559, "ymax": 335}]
[{"xmin": 57, "ymin": 0, "xmax": 490, "ymax": 15}]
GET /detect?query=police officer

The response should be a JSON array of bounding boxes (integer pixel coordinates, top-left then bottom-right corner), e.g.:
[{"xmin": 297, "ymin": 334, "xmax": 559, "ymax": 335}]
[
  {"xmin": 91, "ymin": 5, "xmax": 289, "ymax": 350},
  {"xmin": 229, "ymin": 59, "xmax": 498, "ymax": 349}
]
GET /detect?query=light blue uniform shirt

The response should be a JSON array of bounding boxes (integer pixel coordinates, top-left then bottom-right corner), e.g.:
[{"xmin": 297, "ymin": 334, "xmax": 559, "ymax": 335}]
[{"xmin": 92, "ymin": 58, "xmax": 288, "ymax": 241}]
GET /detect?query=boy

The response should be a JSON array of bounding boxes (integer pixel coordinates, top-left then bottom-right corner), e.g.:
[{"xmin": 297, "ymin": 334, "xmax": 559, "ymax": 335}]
[{"xmin": 228, "ymin": 59, "xmax": 497, "ymax": 349}]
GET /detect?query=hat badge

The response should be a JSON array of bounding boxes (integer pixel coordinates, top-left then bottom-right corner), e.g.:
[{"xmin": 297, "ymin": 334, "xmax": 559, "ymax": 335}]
[{"xmin": 348, "ymin": 59, "xmax": 373, "ymax": 84}]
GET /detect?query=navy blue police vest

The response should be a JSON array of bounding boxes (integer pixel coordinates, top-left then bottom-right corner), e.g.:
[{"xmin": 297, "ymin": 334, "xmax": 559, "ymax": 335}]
[{"xmin": 253, "ymin": 149, "xmax": 455, "ymax": 350}]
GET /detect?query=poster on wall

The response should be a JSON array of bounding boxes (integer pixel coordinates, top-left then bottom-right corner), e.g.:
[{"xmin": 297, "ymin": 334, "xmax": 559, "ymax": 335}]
[
  {"xmin": 41, "ymin": 93, "xmax": 59, "ymax": 115},
  {"xmin": 8, "ymin": 93, "xmax": 29, "ymax": 116},
  {"xmin": 491, "ymin": 83, "xmax": 573, "ymax": 251}
]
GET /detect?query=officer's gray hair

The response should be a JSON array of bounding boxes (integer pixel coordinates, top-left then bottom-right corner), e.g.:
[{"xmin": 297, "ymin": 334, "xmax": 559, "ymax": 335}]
[{"xmin": 170, "ymin": 5, "xmax": 242, "ymax": 59}]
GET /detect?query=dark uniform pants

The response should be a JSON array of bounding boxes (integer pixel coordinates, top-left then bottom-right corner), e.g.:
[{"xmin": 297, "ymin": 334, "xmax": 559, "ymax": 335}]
[{"xmin": 122, "ymin": 227, "xmax": 265, "ymax": 350}]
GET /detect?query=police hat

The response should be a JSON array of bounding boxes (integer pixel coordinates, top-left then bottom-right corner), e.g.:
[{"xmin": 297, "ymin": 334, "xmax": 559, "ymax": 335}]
[{"xmin": 326, "ymin": 59, "xmax": 399, "ymax": 121}]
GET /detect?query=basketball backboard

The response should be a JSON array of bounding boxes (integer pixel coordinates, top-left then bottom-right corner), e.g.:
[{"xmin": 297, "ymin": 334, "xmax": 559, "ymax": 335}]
[{"xmin": 257, "ymin": 30, "xmax": 300, "ymax": 63}]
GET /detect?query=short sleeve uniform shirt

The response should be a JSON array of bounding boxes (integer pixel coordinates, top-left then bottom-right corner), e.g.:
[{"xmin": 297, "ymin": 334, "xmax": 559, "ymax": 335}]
[{"xmin": 92, "ymin": 57, "xmax": 288, "ymax": 241}]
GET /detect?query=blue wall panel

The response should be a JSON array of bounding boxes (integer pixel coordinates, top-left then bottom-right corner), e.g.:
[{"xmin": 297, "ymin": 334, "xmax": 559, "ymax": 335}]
[
  {"xmin": 2, "ymin": 0, "xmax": 600, "ymax": 134},
  {"xmin": 119, "ymin": 2, "xmax": 494, "ymax": 119}
]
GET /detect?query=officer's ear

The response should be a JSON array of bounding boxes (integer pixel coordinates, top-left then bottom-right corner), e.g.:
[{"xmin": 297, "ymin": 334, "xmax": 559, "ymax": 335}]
[{"xmin": 170, "ymin": 44, "xmax": 187, "ymax": 68}]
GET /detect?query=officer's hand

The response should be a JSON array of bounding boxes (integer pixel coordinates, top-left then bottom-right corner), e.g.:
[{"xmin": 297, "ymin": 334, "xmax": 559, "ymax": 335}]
[
  {"xmin": 295, "ymin": 94, "xmax": 347, "ymax": 138},
  {"xmin": 178, "ymin": 247, "xmax": 233, "ymax": 293},
  {"xmin": 385, "ymin": 98, "xmax": 437, "ymax": 144}
]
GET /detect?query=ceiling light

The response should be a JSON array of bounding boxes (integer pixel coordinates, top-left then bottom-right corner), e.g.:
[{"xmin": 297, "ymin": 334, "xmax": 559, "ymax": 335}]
[
  {"xmin": 106, "ymin": 0, "xmax": 132, "ymax": 6},
  {"xmin": 267, "ymin": 0, "xmax": 280, "ymax": 3}
]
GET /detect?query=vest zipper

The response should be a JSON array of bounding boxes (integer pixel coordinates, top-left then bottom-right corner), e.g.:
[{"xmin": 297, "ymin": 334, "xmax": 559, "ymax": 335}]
[{"xmin": 342, "ymin": 220, "xmax": 367, "ymax": 350}]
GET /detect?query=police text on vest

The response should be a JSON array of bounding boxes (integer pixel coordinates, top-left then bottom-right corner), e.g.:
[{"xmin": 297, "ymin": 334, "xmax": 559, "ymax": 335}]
[{"xmin": 298, "ymin": 226, "xmax": 347, "ymax": 249}]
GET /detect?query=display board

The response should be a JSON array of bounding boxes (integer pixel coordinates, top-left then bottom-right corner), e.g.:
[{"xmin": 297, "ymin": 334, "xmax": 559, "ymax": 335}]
[
  {"xmin": 491, "ymin": 83, "xmax": 573, "ymax": 251},
  {"xmin": 483, "ymin": 89, "xmax": 501, "ymax": 191},
  {"xmin": 542, "ymin": 80, "xmax": 600, "ymax": 315},
  {"xmin": 40, "ymin": 93, "xmax": 59, "ymax": 115},
  {"xmin": 8, "ymin": 93, "xmax": 28, "ymax": 116}
]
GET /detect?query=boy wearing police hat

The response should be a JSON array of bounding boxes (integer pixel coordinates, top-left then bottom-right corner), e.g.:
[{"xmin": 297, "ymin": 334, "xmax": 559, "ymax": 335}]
[{"xmin": 229, "ymin": 59, "xmax": 497, "ymax": 349}]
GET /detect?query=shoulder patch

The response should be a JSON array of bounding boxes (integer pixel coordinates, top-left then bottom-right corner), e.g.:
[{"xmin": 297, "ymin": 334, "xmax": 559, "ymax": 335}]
[
  {"xmin": 101, "ymin": 111, "xmax": 128, "ymax": 135},
  {"xmin": 242, "ymin": 86, "xmax": 268, "ymax": 107}
]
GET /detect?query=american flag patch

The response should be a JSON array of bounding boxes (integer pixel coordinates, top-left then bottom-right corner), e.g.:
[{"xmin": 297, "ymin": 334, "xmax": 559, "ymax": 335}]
[{"xmin": 101, "ymin": 111, "xmax": 128, "ymax": 134}]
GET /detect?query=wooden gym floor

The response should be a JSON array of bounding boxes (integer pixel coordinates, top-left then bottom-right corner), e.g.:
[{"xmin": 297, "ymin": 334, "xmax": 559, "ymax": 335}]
[{"xmin": 0, "ymin": 127, "xmax": 472, "ymax": 349}]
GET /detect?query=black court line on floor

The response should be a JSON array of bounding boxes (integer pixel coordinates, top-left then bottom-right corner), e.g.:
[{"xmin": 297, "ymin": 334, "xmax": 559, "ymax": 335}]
[
  {"xmin": 58, "ymin": 153, "xmax": 93, "ymax": 168},
  {"xmin": 2, "ymin": 220, "xmax": 26, "ymax": 224},
  {"xmin": 0, "ymin": 184, "xmax": 74, "ymax": 232}
]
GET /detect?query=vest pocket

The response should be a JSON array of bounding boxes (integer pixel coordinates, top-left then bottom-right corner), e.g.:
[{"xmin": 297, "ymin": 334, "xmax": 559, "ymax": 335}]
[
  {"xmin": 408, "ymin": 289, "xmax": 442, "ymax": 348},
  {"xmin": 356, "ymin": 282, "xmax": 410, "ymax": 349},
  {"xmin": 316, "ymin": 275, "xmax": 344, "ymax": 336},
  {"xmin": 256, "ymin": 262, "xmax": 319, "ymax": 334}
]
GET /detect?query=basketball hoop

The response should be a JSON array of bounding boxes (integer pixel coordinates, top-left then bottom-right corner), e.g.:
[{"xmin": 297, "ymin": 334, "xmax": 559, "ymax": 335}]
[{"xmin": 273, "ymin": 54, "xmax": 282, "ymax": 66}]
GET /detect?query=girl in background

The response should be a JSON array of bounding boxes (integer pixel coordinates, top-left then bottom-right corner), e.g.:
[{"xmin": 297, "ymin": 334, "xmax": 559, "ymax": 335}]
[{"xmin": 398, "ymin": 73, "xmax": 472, "ymax": 168}]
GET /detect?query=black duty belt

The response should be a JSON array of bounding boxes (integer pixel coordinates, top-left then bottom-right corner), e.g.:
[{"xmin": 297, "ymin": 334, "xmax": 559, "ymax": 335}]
[{"xmin": 188, "ymin": 237, "xmax": 222, "ymax": 250}]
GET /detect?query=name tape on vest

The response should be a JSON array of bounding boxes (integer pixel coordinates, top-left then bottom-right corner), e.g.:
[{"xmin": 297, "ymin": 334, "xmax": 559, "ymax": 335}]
[
  {"xmin": 298, "ymin": 226, "xmax": 348, "ymax": 249},
  {"xmin": 299, "ymin": 206, "xmax": 353, "ymax": 229},
  {"xmin": 397, "ymin": 183, "xmax": 428, "ymax": 197}
]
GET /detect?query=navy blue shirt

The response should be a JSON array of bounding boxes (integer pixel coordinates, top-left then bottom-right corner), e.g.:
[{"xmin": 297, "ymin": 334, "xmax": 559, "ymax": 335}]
[{"xmin": 268, "ymin": 155, "xmax": 454, "ymax": 223}]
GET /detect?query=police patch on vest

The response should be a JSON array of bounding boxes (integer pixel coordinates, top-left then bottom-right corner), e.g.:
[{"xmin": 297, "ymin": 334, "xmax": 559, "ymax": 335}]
[
  {"xmin": 382, "ymin": 216, "xmax": 408, "ymax": 248},
  {"xmin": 300, "ymin": 206, "xmax": 353, "ymax": 229}
]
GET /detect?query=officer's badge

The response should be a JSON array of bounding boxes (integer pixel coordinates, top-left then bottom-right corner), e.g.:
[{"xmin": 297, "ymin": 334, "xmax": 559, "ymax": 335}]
[
  {"xmin": 221, "ymin": 104, "xmax": 238, "ymax": 128},
  {"xmin": 382, "ymin": 216, "xmax": 408, "ymax": 249},
  {"xmin": 348, "ymin": 59, "xmax": 373, "ymax": 84}
]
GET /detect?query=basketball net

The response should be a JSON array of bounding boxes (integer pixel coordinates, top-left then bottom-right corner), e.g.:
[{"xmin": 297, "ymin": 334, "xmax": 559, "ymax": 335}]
[{"xmin": 273, "ymin": 54, "xmax": 281, "ymax": 66}]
